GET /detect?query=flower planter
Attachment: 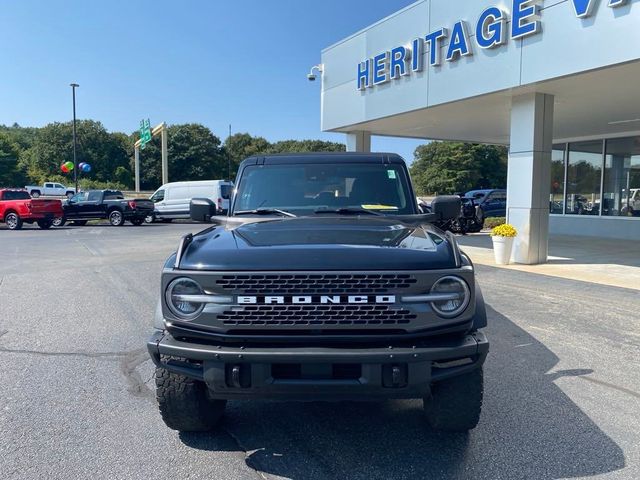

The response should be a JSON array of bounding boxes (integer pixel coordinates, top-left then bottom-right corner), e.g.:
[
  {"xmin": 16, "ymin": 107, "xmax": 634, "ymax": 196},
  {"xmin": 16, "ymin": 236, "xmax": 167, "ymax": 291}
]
[{"xmin": 491, "ymin": 236, "xmax": 514, "ymax": 265}]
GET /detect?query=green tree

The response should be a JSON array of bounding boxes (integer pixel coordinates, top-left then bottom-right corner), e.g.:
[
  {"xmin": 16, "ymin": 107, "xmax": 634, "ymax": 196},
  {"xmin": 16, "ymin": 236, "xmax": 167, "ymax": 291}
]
[
  {"xmin": 114, "ymin": 166, "xmax": 133, "ymax": 187},
  {"xmin": 267, "ymin": 139, "xmax": 346, "ymax": 154},
  {"xmin": 410, "ymin": 142, "xmax": 507, "ymax": 195},
  {"xmin": 20, "ymin": 120, "xmax": 131, "ymax": 186},
  {"xmin": 0, "ymin": 132, "xmax": 26, "ymax": 187},
  {"xmin": 0, "ymin": 123, "xmax": 38, "ymax": 150},
  {"xmin": 135, "ymin": 124, "xmax": 225, "ymax": 190},
  {"xmin": 223, "ymin": 134, "xmax": 346, "ymax": 179},
  {"xmin": 223, "ymin": 133, "xmax": 271, "ymax": 178}
]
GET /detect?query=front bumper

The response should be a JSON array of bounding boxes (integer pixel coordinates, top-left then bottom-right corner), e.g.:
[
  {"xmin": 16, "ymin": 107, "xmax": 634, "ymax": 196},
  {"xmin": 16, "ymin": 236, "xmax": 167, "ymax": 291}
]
[{"xmin": 147, "ymin": 330, "xmax": 489, "ymax": 400}]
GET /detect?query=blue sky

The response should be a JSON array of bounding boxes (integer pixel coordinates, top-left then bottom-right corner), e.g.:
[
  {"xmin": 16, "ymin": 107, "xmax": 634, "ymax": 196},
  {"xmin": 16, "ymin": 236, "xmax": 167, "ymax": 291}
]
[{"xmin": 0, "ymin": 0, "xmax": 425, "ymax": 163}]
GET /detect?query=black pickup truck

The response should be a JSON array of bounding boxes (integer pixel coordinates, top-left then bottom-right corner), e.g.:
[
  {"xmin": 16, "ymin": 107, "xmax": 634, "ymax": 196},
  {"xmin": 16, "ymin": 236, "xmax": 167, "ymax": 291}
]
[
  {"xmin": 54, "ymin": 189, "xmax": 154, "ymax": 226},
  {"xmin": 148, "ymin": 153, "xmax": 489, "ymax": 433}
]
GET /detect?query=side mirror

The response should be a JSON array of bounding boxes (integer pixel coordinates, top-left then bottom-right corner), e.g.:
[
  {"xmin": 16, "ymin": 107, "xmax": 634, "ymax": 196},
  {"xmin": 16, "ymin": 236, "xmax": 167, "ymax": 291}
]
[
  {"xmin": 190, "ymin": 197, "xmax": 218, "ymax": 222},
  {"xmin": 430, "ymin": 195, "xmax": 461, "ymax": 221}
]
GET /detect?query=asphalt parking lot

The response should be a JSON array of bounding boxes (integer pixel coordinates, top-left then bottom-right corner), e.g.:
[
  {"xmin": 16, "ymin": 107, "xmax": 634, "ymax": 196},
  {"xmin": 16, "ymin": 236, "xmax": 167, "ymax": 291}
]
[{"xmin": 1, "ymin": 223, "xmax": 639, "ymax": 480}]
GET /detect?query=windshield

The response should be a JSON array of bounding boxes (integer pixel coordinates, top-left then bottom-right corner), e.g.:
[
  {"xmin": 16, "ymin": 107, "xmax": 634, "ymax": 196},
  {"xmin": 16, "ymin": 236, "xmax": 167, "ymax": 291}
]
[
  {"xmin": 233, "ymin": 163, "xmax": 415, "ymax": 215},
  {"xmin": 465, "ymin": 190, "xmax": 488, "ymax": 201}
]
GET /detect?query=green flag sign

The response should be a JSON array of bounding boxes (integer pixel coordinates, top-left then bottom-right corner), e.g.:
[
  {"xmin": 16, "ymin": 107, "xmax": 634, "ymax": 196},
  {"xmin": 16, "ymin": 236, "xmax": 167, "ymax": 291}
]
[{"xmin": 139, "ymin": 119, "xmax": 152, "ymax": 149}]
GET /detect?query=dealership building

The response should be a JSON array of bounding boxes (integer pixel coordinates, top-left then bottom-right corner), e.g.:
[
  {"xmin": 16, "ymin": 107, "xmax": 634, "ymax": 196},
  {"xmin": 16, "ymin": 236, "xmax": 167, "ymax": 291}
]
[{"xmin": 319, "ymin": 0, "xmax": 640, "ymax": 264}]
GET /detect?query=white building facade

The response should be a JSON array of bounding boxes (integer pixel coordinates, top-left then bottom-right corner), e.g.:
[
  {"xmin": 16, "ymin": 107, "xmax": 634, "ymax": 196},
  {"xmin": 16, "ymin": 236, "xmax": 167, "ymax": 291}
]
[{"xmin": 320, "ymin": 0, "xmax": 640, "ymax": 264}]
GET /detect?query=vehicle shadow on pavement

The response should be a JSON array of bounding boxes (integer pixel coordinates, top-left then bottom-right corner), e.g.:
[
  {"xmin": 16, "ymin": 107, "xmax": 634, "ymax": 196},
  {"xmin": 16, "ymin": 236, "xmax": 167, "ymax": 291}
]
[{"xmin": 179, "ymin": 306, "xmax": 625, "ymax": 480}]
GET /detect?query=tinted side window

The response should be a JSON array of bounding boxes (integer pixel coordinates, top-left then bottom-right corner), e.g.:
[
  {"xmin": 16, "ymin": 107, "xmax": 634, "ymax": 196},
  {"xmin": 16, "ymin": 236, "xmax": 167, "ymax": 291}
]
[
  {"xmin": 220, "ymin": 185, "xmax": 232, "ymax": 199},
  {"xmin": 71, "ymin": 192, "xmax": 87, "ymax": 202},
  {"xmin": 494, "ymin": 192, "xmax": 507, "ymax": 201},
  {"xmin": 151, "ymin": 190, "xmax": 165, "ymax": 202},
  {"xmin": 87, "ymin": 191, "xmax": 102, "ymax": 201},
  {"xmin": 104, "ymin": 191, "xmax": 124, "ymax": 200},
  {"xmin": 2, "ymin": 191, "xmax": 31, "ymax": 200}
]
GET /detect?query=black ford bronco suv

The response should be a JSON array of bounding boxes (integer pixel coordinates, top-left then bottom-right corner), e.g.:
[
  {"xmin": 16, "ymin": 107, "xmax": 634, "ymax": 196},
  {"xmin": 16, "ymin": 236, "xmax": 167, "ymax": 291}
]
[{"xmin": 147, "ymin": 153, "xmax": 489, "ymax": 432}]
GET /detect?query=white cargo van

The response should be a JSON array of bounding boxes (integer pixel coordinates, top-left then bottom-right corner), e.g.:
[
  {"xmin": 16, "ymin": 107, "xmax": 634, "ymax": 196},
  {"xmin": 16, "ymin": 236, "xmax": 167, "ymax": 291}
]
[{"xmin": 147, "ymin": 180, "xmax": 233, "ymax": 222}]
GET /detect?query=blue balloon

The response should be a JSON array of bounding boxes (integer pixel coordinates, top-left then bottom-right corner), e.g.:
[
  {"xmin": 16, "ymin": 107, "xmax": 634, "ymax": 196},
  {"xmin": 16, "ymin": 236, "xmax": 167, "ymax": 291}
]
[{"xmin": 82, "ymin": 163, "xmax": 91, "ymax": 173}]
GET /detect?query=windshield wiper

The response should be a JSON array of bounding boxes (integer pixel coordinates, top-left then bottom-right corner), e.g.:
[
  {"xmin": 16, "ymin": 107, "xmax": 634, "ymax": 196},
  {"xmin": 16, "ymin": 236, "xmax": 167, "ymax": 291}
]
[
  {"xmin": 314, "ymin": 207, "xmax": 383, "ymax": 216},
  {"xmin": 234, "ymin": 208, "xmax": 297, "ymax": 217}
]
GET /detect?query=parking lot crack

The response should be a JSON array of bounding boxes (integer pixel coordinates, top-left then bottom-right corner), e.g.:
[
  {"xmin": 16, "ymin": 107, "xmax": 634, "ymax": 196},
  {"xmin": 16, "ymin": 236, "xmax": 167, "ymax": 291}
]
[
  {"xmin": 75, "ymin": 239, "xmax": 100, "ymax": 256},
  {"xmin": 0, "ymin": 347, "xmax": 127, "ymax": 359},
  {"xmin": 579, "ymin": 376, "xmax": 640, "ymax": 400},
  {"xmin": 222, "ymin": 427, "xmax": 270, "ymax": 480}
]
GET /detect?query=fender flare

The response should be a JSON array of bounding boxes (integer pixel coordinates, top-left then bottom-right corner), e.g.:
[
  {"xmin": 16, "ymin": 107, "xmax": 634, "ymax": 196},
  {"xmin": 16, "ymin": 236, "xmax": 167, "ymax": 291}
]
[
  {"xmin": 472, "ymin": 282, "xmax": 488, "ymax": 330},
  {"xmin": 3, "ymin": 209, "xmax": 19, "ymax": 221}
]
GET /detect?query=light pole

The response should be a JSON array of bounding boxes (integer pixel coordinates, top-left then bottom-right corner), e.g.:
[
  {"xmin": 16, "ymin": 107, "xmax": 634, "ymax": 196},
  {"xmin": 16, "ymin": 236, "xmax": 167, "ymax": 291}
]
[
  {"xmin": 70, "ymin": 83, "xmax": 79, "ymax": 193},
  {"xmin": 227, "ymin": 124, "xmax": 231, "ymax": 180}
]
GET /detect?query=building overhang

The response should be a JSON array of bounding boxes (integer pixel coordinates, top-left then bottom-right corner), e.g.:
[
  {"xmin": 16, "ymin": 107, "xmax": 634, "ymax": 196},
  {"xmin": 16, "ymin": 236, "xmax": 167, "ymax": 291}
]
[{"xmin": 320, "ymin": 0, "xmax": 640, "ymax": 144}]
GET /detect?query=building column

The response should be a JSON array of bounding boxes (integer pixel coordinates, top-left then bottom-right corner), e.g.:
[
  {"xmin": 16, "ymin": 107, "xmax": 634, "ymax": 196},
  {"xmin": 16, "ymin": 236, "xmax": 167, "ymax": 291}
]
[
  {"xmin": 507, "ymin": 93, "xmax": 554, "ymax": 265},
  {"xmin": 346, "ymin": 131, "xmax": 371, "ymax": 152}
]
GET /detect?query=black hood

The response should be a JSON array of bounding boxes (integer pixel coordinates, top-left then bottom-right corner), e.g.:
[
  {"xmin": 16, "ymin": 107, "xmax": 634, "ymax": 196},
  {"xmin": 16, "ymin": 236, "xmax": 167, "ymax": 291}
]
[{"xmin": 178, "ymin": 216, "xmax": 456, "ymax": 271}]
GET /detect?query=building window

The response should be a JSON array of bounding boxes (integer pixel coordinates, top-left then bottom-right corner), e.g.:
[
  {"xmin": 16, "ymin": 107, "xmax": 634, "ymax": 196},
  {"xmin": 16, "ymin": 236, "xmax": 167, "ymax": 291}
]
[
  {"xmin": 550, "ymin": 144, "xmax": 565, "ymax": 214},
  {"xmin": 565, "ymin": 140, "xmax": 602, "ymax": 216},
  {"xmin": 602, "ymin": 136, "xmax": 640, "ymax": 217}
]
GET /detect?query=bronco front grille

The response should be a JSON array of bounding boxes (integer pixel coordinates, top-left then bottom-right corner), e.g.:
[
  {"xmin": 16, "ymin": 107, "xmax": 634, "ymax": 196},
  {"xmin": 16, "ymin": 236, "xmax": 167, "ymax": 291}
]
[
  {"xmin": 217, "ymin": 304, "xmax": 417, "ymax": 327},
  {"xmin": 215, "ymin": 273, "xmax": 417, "ymax": 295}
]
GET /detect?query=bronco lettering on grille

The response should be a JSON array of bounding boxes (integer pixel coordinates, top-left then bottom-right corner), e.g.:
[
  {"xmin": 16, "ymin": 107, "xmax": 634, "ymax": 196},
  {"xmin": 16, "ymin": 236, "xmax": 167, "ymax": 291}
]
[{"xmin": 237, "ymin": 295, "xmax": 396, "ymax": 305}]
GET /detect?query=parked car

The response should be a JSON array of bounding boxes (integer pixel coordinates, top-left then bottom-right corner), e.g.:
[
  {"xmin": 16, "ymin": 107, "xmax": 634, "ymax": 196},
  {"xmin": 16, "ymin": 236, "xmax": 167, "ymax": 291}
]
[
  {"xmin": 0, "ymin": 188, "xmax": 63, "ymax": 230},
  {"xmin": 24, "ymin": 182, "xmax": 76, "ymax": 198},
  {"xmin": 147, "ymin": 180, "xmax": 233, "ymax": 223},
  {"xmin": 54, "ymin": 189, "xmax": 154, "ymax": 226},
  {"xmin": 465, "ymin": 189, "xmax": 507, "ymax": 223},
  {"xmin": 149, "ymin": 153, "xmax": 489, "ymax": 433},
  {"xmin": 621, "ymin": 188, "xmax": 640, "ymax": 216},
  {"xmin": 420, "ymin": 196, "xmax": 483, "ymax": 234}
]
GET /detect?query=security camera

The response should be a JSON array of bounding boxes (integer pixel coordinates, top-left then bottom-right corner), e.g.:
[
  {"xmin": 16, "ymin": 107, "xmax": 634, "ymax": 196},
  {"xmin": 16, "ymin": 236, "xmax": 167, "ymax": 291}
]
[{"xmin": 306, "ymin": 64, "xmax": 323, "ymax": 82}]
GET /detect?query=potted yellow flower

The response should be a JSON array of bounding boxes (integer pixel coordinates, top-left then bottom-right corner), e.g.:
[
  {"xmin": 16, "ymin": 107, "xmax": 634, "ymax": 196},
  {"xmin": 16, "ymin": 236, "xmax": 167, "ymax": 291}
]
[{"xmin": 490, "ymin": 224, "xmax": 517, "ymax": 265}]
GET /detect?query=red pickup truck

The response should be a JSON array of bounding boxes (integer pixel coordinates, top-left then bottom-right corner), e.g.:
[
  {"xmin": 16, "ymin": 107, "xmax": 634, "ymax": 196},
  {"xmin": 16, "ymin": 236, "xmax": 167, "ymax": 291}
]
[{"xmin": 0, "ymin": 189, "xmax": 64, "ymax": 230}]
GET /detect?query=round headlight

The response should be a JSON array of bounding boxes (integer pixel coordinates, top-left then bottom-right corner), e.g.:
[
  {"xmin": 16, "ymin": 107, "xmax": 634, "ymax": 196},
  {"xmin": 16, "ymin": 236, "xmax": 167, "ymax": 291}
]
[
  {"xmin": 430, "ymin": 276, "xmax": 470, "ymax": 318},
  {"xmin": 166, "ymin": 277, "xmax": 204, "ymax": 320}
]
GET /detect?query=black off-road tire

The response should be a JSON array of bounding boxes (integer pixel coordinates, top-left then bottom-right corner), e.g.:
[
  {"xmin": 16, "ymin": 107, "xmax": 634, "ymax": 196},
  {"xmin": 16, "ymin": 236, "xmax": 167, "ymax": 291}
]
[
  {"xmin": 5, "ymin": 212, "xmax": 23, "ymax": 230},
  {"xmin": 424, "ymin": 367, "xmax": 483, "ymax": 432},
  {"xmin": 37, "ymin": 219, "xmax": 53, "ymax": 229},
  {"xmin": 155, "ymin": 362, "xmax": 226, "ymax": 432},
  {"xmin": 108, "ymin": 209, "xmax": 124, "ymax": 226}
]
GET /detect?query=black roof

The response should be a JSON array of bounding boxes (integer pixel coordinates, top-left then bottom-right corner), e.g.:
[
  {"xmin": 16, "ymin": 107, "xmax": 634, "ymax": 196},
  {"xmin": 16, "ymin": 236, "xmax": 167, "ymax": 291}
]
[{"xmin": 239, "ymin": 152, "xmax": 407, "ymax": 168}]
